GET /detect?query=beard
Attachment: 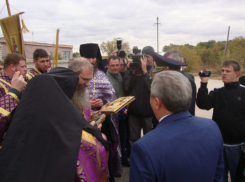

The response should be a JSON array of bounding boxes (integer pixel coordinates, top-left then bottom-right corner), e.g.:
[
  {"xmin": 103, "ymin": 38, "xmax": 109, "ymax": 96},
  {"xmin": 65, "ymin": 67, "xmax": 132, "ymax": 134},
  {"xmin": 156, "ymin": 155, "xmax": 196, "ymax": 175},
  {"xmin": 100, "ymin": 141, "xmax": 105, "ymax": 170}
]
[{"xmin": 71, "ymin": 84, "xmax": 89, "ymax": 113}]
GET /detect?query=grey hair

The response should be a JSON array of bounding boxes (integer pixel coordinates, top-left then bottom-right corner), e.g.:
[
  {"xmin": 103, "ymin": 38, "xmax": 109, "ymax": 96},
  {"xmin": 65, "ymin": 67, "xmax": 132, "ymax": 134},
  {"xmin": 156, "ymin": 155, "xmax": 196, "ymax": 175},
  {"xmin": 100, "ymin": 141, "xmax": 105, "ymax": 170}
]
[
  {"xmin": 68, "ymin": 57, "xmax": 93, "ymax": 74},
  {"xmin": 151, "ymin": 71, "xmax": 192, "ymax": 113},
  {"xmin": 164, "ymin": 50, "xmax": 183, "ymax": 62}
]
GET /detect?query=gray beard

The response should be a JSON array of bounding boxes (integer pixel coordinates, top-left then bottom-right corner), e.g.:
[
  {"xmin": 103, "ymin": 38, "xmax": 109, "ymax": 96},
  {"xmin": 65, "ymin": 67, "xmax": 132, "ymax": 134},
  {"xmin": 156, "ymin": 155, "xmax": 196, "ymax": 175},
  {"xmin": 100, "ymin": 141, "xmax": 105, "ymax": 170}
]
[{"xmin": 72, "ymin": 84, "xmax": 89, "ymax": 113}]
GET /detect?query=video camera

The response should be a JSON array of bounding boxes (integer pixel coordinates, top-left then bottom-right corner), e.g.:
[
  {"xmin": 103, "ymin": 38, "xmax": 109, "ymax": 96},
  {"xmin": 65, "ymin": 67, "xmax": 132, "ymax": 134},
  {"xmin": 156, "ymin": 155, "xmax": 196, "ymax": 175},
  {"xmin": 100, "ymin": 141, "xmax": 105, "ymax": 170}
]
[
  {"xmin": 128, "ymin": 46, "xmax": 144, "ymax": 71},
  {"xmin": 199, "ymin": 69, "xmax": 211, "ymax": 77},
  {"xmin": 116, "ymin": 38, "xmax": 126, "ymax": 58}
]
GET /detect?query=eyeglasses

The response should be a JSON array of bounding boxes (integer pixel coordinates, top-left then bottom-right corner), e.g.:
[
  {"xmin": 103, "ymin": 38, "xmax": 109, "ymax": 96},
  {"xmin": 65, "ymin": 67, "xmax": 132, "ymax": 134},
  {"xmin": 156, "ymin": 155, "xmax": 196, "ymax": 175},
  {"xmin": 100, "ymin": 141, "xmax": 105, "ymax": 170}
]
[{"xmin": 79, "ymin": 75, "xmax": 91, "ymax": 83}]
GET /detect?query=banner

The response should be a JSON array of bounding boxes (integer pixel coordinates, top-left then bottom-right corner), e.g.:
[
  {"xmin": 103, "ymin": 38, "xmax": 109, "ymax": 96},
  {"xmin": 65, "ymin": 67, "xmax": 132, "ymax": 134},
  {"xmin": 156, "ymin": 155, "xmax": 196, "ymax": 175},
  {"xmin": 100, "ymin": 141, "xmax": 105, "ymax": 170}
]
[{"xmin": 0, "ymin": 13, "xmax": 26, "ymax": 58}]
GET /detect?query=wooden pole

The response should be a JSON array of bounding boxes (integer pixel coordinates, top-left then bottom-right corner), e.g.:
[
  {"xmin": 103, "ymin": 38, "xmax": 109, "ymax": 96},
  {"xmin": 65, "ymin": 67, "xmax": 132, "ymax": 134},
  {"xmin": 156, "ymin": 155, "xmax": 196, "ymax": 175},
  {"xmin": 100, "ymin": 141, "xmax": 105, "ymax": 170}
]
[
  {"xmin": 222, "ymin": 26, "xmax": 230, "ymax": 63},
  {"xmin": 6, "ymin": 0, "xmax": 11, "ymax": 16}
]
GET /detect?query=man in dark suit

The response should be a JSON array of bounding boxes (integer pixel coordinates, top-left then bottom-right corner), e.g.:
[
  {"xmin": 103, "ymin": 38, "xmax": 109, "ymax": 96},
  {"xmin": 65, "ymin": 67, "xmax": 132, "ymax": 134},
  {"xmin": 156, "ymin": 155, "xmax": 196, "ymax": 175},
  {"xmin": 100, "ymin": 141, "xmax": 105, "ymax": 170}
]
[
  {"xmin": 164, "ymin": 50, "xmax": 196, "ymax": 115},
  {"xmin": 130, "ymin": 70, "xmax": 224, "ymax": 182}
]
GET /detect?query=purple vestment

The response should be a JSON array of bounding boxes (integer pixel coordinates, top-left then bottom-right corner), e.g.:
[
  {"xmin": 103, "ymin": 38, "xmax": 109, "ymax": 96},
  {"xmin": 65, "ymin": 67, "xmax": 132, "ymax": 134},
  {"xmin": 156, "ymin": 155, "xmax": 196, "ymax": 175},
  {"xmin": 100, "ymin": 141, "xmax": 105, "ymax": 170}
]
[
  {"xmin": 75, "ymin": 130, "xmax": 109, "ymax": 182},
  {"xmin": 25, "ymin": 67, "xmax": 41, "ymax": 82},
  {"xmin": 0, "ymin": 72, "xmax": 19, "ymax": 147},
  {"xmin": 86, "ymin": 69, "xmax": 123, "ymax": 175}
]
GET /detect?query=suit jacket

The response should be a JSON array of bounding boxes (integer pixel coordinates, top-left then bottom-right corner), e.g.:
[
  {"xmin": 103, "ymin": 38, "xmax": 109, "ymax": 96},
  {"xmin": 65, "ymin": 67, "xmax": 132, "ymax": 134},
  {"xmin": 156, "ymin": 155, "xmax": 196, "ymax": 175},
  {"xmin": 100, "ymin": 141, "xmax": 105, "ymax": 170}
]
[
  {"xmin": 130, "ymin": 111, "xmax": 224, "ymax": 182},
  {"xmin": 182, "ymin": 71, "xmax": 196, "ymax": 115}
]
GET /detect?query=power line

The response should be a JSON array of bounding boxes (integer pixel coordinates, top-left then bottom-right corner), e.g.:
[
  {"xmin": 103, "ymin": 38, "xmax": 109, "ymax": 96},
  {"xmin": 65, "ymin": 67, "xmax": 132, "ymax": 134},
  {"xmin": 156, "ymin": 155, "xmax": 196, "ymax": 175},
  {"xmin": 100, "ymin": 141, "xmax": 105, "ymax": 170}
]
[
  {"xmin": 129, "ymin": 28, "xmax": 155, "ymax": 45},
  {"xmin": 9, "ymin": 4, "xmax": 21, "ymax": 13},
  {"xmin": 0, "ymin": 4, "xmax": 5, "ymax": 15}
]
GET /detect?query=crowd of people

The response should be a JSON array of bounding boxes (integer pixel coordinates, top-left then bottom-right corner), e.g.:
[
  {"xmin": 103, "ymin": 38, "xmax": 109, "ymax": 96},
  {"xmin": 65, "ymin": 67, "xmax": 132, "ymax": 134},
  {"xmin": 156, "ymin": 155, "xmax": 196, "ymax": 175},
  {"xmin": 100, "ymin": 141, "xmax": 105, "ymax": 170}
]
[{"xmin": 0, "ymin": 43, "xmax": 244, "ymax": 182}]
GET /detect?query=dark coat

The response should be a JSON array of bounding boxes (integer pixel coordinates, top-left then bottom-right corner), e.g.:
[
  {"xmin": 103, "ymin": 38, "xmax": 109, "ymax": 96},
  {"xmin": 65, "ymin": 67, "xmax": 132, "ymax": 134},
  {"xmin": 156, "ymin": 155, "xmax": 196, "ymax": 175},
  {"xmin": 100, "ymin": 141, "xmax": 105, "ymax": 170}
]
[
  {"xmin": 123, "ymin": 65, "xmax": 154, "ymax": 117},
  {"xmin": 0, "ymin": 67, "xmax": 109, "ymax": 182},
  {"xmin": 182, "ymin": 71, "xmax": 196, "ymax": 116}
]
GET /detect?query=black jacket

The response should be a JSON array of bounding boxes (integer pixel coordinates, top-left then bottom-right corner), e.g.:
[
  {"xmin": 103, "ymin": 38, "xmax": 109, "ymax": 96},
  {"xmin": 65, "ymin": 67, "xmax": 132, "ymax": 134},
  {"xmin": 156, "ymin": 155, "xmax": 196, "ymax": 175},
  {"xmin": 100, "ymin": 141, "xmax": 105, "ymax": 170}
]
[
  {"xmin": 182, "ymin": 71, "xmax": 196, "ymax": 116},
  {"xmin": 123, "ymin": 65, "xmax": 154, "ymax": 117},
  {"xmin": 196, "ymin": 81, "xmax": 245, "ymax": 144}
]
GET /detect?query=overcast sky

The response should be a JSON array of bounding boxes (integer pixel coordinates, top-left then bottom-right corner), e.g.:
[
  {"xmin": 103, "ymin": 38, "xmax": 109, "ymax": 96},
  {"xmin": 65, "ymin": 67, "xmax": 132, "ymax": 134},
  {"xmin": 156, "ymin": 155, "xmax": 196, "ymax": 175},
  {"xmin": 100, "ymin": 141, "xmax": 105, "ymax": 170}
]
[{"xmin": 0, "ymin": 0, "xmax": 244, "ymax": 55}]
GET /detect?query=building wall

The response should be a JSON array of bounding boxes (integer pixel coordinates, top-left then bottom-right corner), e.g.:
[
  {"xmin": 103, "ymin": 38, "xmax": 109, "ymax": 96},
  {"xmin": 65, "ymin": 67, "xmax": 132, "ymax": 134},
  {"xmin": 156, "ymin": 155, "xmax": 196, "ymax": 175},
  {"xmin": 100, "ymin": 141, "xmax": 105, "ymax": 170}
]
[
  {"xmin": 0, "ymin": 38, "xmax": 73, "ymax": 60},
  {"xmin": 25, "ymin": 43, "xmax": 72, "ymax": 60},
  {"xmin": 26, "ymin": 59, "xmax": 69, "ymax": 72}
]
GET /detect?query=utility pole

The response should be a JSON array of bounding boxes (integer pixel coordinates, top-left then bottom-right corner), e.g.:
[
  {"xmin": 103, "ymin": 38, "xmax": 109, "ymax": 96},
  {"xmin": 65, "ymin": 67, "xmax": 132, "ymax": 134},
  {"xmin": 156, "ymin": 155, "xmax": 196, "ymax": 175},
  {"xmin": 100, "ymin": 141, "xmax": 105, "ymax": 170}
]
[
  {"xmin": 222, "ymin": 26, "xmax": 230, "ymax": 63},
  {"xmin": 6, "ymin": 0, "xmax": 11, "ymax": 16},
  {"xmin": 154, "ymin": 17, "xmax": 160, "ymax": 53}
]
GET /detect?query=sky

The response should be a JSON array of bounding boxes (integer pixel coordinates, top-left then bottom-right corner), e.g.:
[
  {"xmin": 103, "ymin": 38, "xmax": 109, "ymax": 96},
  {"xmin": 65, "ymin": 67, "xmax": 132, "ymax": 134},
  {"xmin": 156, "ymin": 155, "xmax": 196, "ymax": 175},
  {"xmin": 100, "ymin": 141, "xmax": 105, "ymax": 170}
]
[{"xmin": 0, "ymin": 0, "xmax": 244, "ymax": 55}]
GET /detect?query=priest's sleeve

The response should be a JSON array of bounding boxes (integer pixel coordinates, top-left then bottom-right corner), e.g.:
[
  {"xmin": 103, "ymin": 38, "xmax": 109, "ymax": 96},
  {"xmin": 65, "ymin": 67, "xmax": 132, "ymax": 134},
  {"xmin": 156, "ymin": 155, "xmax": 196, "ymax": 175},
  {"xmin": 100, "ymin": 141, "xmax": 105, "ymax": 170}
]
[{"xmin": 0, "ymin": 91, "xmax": 20, "ymax": 146}]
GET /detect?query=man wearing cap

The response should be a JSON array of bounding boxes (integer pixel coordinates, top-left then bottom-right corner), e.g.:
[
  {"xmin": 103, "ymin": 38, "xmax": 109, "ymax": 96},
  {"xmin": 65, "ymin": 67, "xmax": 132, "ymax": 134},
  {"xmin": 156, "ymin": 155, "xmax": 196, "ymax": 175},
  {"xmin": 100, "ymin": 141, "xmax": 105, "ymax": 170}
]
[
  {"xmin": 150, "ymin": 52, "xmax": 188, "ymax": 128},
  {"xmin": 79, "ymin": 43, "xmax": 122, "ymax": 180},
  {"xmin": 123, "ymin": 46, "xmax": 155, "ymax": 146},
  {"xmin": 164, "ymin": 50, "xmax": 196, "ymax": 116}
]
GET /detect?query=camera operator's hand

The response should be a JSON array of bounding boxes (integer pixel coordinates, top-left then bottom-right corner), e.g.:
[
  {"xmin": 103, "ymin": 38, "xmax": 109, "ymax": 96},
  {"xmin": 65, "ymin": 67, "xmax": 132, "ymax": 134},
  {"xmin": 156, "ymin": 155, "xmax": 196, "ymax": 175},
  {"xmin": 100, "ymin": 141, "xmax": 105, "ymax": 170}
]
[
  {"xmin": 111, "ymin": 51, "xmax": 117, "ymax": 56},
  {"xmin": 200, "ymin": 76, "xmax": 209, "ymax": 83},
  {"xmin": 140, "ymin": 56, "xmax": 147, "ymax": 74}
]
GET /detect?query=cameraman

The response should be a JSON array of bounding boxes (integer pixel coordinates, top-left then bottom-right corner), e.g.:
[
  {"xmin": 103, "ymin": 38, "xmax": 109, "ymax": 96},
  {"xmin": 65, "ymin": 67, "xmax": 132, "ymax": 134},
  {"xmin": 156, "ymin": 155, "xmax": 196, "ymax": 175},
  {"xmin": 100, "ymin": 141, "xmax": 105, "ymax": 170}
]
[
  {"xmin": 196, "ymin": 60, "xmax": 245, "ymax": 182},
  {"xmin": 123, "ymin": 46, "xmax": 155, "ymax": 146}
]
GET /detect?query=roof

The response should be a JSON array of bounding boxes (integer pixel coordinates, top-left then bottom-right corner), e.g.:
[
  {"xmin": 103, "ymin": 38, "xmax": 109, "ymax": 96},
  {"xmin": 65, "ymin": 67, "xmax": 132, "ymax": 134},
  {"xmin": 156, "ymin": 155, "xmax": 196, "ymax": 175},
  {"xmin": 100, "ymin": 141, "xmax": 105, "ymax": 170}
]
[{"xmin": 0, "ymin": 37, "xmax": 73, "ymax": 49}]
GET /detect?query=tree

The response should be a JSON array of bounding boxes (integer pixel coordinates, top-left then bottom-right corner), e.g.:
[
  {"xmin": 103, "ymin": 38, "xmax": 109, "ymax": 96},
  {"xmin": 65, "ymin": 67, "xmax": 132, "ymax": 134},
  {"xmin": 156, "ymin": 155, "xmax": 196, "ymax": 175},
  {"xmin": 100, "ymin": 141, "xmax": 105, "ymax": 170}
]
[
  {"xmin": 197, "ymin": 40, "xmax": 216, "ymax": 49},
  {"xmin": 226, "ymin": 36, "xmax": 245, "ymax": 66},
  {"xmin": 50, "ymin": 52, "xmax": 62, "ymax": 60},
  {"xmin": 162, "ymin": 43, "xmax": 178, "ymax": 52},
  {"xmin": 100, "ymin": 38, "xmax": 131, "ymax": 57},
  {"xmin": 73, "ymin": 52, "xmax": 80, "ymax": 58},
  {"xmin": 167, "ymin": 45, "xmax": 201, "ymax": 72}
]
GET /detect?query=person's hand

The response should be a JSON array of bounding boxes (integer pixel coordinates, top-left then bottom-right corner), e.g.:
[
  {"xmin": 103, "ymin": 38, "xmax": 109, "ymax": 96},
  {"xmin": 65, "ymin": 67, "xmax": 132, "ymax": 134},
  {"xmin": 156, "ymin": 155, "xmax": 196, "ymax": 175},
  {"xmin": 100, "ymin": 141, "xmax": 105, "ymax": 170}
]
[
  {"xmin": 11, "ymin": 71, "xmax": 26, "ymax": 92},
  {"xmin": 200, "ymin": 76, "xmax": 209, "ymax": 83},
  {"xmin": 90, "ymin": 98, "xmax": 103, "ymax": 108},
  {"xmin": 111, "ymin": 51, "xmax": 117, "ymax": 56},
  {"xmin": 90, "ymin": 121, "xmax": 102, "ymax": 130},
  {"xmin": 94, "ymin": 99, "xmax": 103, "ymax": 108},
  {"xmin": 140, "ymin": 56, "xmax": 147, "ymax": 74}
]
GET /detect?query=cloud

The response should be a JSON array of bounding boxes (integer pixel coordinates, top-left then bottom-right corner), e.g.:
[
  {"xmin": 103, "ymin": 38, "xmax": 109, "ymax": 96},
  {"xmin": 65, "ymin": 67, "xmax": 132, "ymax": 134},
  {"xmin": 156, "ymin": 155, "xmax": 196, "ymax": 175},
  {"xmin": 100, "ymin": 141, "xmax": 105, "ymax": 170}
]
[{"xmin": 0, "ymin": 0, "xmax": 245, "ymax": 54}]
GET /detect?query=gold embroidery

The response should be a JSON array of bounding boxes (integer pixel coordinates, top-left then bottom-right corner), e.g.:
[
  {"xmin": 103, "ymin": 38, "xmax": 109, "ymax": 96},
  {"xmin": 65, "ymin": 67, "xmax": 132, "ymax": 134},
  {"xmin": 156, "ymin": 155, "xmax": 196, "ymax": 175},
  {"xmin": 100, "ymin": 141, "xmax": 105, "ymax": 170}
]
[
  {"xmin": 0, "ymin": 82, "xmax": 8, "ymax": 94},
  {"xmin": 26, "ymin": 68, "xmax": 41, "ymax": 81},
  {"xmin": 0, "ymin": 78, "xmax": 11, "ymax": 88},
  {"xmin": 26, "ymin": 73, "xmax": 32, "ymax": 80},
  {"xmin": 33, "ymin": 67, "xmax": 42, "ymax": 74},
  {"xmin": 81, "ymin": 130, "xmax": 96, "ymax": 145},
  {"xmin": 0, "ymin": 107, "xmax": 10, "ymax": 117},
  {"xmin": 7, "ymin": 92, "xmax": 20, "ymax": 102}
]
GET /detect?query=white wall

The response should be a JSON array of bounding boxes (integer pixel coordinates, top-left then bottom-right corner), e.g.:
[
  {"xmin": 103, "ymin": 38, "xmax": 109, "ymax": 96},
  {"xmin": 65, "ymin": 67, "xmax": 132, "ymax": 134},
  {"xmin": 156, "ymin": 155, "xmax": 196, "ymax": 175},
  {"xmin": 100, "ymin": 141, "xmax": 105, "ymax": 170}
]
[{"xmin": 26, "ymin": 59, "xmax": 69, "ymax": 72}]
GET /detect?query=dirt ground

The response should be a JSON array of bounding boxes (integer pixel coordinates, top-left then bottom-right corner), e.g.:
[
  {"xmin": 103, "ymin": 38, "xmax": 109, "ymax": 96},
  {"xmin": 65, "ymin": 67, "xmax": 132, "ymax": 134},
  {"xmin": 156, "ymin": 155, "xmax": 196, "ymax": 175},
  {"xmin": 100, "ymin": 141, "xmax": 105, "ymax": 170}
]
[{"xmin": 115, "ymin": 76, "xmax": 224, "ymax": 182}]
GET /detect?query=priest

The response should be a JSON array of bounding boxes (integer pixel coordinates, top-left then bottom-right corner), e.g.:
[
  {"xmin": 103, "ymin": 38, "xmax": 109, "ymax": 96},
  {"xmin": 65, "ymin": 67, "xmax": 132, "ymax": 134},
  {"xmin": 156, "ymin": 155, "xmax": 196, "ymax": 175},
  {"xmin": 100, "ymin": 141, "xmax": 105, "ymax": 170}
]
[{"xmin": 0, "ymin": 67, "xmax": 110, "ymax": 182}]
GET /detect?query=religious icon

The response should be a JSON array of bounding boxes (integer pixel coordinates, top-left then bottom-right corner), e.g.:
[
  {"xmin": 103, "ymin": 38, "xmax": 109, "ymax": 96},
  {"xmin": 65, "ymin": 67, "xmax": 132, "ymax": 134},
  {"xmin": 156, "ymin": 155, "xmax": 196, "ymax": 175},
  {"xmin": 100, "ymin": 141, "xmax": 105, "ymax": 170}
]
[
  {"xmin": 100, "ymin": 96, "xmax": 135, "ymax": 114},
  {"xmin": 12, "ymin": 37, "xmax": 19, "ymax": 53}
]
